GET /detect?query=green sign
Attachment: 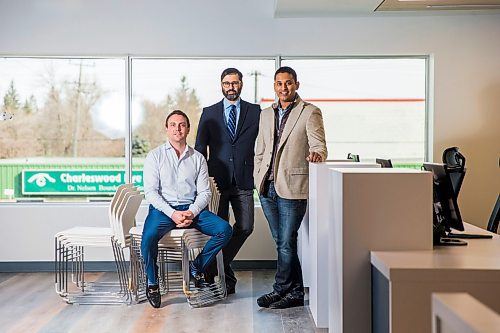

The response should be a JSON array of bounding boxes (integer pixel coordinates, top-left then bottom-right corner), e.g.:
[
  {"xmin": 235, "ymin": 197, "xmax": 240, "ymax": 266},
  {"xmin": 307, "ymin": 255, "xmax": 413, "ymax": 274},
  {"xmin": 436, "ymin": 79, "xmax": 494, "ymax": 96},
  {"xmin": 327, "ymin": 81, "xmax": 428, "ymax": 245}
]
[{"xmin": 22, "ymin": 170, "xmax": 143, "ymax": 195}]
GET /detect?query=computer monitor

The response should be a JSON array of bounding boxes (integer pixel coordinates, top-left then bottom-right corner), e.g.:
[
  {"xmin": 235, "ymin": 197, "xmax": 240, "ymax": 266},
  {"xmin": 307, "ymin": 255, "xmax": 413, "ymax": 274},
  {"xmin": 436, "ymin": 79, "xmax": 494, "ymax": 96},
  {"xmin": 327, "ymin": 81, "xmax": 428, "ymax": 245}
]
[
  {"xmin": 376, "ymin": 158, "xmax": 393, "ymax": 168},
  {"xmin": 347, "ymin": 153, "xmax": 360, "ymax": 162},
  {"xmin": 423, "ymin": 163, "xmax": 467, "ymax": 246}
]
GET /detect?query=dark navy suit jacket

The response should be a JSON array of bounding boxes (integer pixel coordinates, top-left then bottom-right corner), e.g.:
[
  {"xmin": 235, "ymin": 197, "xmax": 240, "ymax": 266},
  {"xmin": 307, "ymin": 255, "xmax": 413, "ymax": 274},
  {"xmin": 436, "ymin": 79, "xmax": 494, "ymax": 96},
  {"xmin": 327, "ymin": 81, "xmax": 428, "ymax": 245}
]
[{"xmin": 195, "ymin": 99, "xmax": 261, "ymax": 191}]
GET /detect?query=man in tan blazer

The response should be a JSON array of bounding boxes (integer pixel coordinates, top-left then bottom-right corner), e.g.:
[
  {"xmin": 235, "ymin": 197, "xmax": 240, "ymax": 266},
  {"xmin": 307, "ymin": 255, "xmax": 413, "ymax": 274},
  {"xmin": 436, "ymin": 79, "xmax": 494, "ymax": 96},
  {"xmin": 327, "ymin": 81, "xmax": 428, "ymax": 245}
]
[{"xmin": 254, "ymin": 66, "xmax": 327, "ymax": 309}]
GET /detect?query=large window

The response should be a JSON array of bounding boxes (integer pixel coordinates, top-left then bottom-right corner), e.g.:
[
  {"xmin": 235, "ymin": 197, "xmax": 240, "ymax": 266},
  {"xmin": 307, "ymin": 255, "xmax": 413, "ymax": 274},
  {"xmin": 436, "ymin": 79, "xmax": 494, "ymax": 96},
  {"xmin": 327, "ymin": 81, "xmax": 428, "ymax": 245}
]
[
  {"xmin": 0, "ymin": 56, "xmax": 428, "ymax": 203},
  {"xmin": 0, "ymin": 57, "xmax": 126, "ymax": 201},
  {"xmin": 282, "ymin": 58, "xmax": 427, "ymax": 166},
  {"xmin": 130, "ymin": 58, "xmax": 276, "ymax": 185}
]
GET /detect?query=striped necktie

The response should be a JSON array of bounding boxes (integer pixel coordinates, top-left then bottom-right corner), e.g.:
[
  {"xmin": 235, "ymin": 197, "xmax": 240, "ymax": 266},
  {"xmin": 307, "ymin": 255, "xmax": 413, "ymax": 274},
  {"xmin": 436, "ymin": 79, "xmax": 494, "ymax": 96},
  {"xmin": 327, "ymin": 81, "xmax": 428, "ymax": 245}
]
[{"xmin": 228, "ymin": 104, "xmax": 237, "ymax": 140}]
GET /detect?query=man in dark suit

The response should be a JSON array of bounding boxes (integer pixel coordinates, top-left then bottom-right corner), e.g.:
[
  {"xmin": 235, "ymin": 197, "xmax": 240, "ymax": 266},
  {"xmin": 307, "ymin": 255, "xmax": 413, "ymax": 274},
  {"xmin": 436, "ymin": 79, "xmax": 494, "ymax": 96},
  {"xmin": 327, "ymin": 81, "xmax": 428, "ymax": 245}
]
[{"xmin": 195, "ymin": 68, "xmax": 261, "ymax": 294}]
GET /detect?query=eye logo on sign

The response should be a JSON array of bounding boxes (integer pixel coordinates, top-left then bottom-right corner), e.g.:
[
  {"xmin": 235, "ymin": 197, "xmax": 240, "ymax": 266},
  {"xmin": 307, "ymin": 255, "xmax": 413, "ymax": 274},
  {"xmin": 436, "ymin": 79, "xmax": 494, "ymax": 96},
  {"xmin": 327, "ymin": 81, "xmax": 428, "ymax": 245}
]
[{"xmin": 27, "ymin": 173, "xmax": 56, "ymax": 187}]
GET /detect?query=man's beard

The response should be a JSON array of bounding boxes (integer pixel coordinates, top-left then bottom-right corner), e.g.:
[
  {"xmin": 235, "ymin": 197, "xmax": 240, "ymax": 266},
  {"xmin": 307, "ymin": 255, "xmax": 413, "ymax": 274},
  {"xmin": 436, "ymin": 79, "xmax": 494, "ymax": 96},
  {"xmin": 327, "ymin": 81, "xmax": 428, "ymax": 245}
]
[{"xmin": 222, "ymin": 88, "xmax": 241, "ymax": 101}]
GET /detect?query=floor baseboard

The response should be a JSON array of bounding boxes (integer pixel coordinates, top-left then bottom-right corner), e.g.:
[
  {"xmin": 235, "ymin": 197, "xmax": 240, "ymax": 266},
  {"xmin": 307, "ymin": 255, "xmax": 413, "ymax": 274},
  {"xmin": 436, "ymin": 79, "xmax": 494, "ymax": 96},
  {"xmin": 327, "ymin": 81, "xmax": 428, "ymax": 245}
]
[{"xmin": 0, "ymin": 260, "xmax": 277, "ymax": 272}]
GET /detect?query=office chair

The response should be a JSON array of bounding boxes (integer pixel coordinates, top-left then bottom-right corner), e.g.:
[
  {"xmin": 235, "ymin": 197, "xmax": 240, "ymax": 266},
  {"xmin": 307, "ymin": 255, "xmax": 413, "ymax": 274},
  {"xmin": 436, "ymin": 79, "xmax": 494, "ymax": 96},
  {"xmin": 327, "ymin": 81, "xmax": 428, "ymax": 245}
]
[
  {"xmin": 442, "ymin": 147, "xmax": 466, "ymax": 198},
  {"xmin": 442, "ymin": 147, "xmax": 466, "ymax": 168},
  {"xmin": 486, "ymin": 195, "xmax": 500, "ymax": 234}
]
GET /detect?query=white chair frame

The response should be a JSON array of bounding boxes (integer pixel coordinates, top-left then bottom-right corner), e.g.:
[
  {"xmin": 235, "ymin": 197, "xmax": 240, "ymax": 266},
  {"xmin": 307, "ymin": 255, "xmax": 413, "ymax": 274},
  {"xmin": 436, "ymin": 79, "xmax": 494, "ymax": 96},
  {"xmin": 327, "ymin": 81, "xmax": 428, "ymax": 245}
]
[{"xmin": 54, "ymin": 184, "xmax": 140, "ymax": 304}]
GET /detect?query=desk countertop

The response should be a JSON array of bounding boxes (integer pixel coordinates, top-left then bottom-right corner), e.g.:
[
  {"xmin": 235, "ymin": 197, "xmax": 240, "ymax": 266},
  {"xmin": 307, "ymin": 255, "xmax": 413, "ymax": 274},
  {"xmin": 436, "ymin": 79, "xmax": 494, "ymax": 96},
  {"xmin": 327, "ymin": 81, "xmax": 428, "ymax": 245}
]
[{"xmin": 371, "ymin": 223, "xmax": 500, "ymax": 281}]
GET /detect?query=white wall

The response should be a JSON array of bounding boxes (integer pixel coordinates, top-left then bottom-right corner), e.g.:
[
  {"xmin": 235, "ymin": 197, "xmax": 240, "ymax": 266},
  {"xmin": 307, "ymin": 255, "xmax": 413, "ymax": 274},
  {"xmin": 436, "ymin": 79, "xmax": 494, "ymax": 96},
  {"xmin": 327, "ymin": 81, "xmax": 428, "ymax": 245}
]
[
  {"xmin": 0, "ymin": 203, "xmax": 275, "ymax": 262},
  {"xmin": 1, "ymin": 0, "xmax": 499, "ymax": 262}
]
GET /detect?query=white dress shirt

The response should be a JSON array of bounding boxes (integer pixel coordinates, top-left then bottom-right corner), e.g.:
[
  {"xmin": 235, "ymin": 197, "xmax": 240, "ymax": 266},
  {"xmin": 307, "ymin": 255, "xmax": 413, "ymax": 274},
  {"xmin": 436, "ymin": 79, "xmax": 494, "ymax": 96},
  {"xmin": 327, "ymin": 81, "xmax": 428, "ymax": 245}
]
[{"xmin": 143, "ymin": 141, "xmax": 211, "ymax": 218}]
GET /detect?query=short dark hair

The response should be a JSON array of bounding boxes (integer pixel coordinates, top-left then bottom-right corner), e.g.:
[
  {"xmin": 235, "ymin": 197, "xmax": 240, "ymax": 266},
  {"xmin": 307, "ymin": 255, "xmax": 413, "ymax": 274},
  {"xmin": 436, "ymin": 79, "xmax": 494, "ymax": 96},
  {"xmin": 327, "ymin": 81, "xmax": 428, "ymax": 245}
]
[
  {"xmin": 221, "ymin": 68, "xmax": 243, "ymax": 81},
  {"xmin": 274, "ymin": 66, "xmax": 297, "ymax": 82},
  {"xmin": 165, "ymin": 110, "xmax": 190, "ymax": 128}
]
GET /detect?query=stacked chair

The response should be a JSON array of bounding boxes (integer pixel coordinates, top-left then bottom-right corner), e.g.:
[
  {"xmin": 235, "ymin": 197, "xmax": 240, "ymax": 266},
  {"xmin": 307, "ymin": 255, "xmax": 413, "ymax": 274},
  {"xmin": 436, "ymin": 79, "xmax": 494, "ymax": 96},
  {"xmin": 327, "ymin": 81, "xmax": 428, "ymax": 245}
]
[
  {"xmin": 54, "ymin": 184, "xmax": 143, "ymax": 304},
  {"xmin": 129, "ymin": 225, "xmax": 185, "ymax": 302},
  {"xmin": 55, "ymin": 178, "xmax": 225, "ymax": 307},
  {"xmin": 129, "ymin": 177, "xmax": 227, "ymax": 307},
  {"xmin": 181, "ymin": 227, "xmax": 227, "ymax": 307}
]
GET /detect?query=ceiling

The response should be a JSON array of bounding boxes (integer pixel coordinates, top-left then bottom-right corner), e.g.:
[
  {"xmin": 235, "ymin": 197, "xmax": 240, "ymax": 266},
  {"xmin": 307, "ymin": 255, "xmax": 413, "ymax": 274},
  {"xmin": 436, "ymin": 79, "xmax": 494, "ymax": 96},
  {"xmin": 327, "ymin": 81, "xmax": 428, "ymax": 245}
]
[{"xmin": 274, "ymin": 0, "xmax": 500, "ymax": 17}]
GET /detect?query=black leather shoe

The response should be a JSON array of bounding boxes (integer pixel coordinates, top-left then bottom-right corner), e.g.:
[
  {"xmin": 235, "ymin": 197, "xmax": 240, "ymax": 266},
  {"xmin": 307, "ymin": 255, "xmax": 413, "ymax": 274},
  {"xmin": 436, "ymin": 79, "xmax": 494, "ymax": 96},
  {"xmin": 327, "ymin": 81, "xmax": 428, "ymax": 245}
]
[
  {"xmin": 204, "ymin": 271, "xmax": 216, "ymax": 285},
  {"xmin": 257, "ymin": 291, "xmax": 281, "ymax": 308},
  {"xmin": 190, "ymin": 264, "xmax": 210, "ymax": 289},
  {"xmin": 269, "ymin": 294, "xmax": 304, "ymax": 309},
  {"xmin": 226, "ymin": 285, "xmax": 235, "ymax": 295},
  {"xmin": 146, "ymin": 284, "xmax": 161, "ymax": 308}
]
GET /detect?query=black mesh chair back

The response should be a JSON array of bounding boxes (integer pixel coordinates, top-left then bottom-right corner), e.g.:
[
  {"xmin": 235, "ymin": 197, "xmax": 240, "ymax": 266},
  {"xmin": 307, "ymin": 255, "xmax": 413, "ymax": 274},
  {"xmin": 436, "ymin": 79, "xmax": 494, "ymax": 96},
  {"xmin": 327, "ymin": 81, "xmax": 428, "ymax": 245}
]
[
  {"xmin": 442, "ymin": 147, "xmax": 466, "ymax": 198},
  {"xmin": 487, "ymin": 195, "xmax": 500, "ymax": 234},
  {"xmin": 442, "ymin": 147, "xmax": 466, "ymax": 169}
]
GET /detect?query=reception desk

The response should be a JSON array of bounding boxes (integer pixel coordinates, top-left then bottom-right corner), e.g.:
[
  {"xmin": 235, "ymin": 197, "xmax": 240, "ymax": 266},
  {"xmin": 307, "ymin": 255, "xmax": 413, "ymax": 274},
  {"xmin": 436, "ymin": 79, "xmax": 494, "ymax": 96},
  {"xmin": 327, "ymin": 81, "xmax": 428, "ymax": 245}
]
[
  {"xmin": 307, "ymin": 161, "xmax": 380, "ymax": 328},
  {"xmin": 328, "ymin": 168, "xmax": 432, "ymax": 333},
  {"xmin": 371, "ymin": 223, "xmax": 500, "ymax": 333}
]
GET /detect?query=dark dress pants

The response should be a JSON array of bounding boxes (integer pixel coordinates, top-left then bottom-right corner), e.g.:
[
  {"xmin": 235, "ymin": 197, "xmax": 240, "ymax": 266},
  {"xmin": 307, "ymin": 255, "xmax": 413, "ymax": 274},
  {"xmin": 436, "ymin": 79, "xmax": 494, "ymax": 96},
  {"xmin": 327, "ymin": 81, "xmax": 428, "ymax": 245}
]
[{"xmin": 207, "ymin": 185, "xmax": 254, "ymax": 288}]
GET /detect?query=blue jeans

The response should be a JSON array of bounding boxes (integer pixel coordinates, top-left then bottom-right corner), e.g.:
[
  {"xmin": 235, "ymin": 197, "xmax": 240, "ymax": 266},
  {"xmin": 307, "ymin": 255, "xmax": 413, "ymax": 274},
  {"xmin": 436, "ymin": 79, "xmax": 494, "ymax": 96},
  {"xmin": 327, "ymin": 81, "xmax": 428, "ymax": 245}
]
[
  {"xmin": 259, "ymin": 182, "xmax": 307, "ymax": 299},
  {"xmin": 141, "ymin": 204, "xmax": 232, "ymax": 286}
]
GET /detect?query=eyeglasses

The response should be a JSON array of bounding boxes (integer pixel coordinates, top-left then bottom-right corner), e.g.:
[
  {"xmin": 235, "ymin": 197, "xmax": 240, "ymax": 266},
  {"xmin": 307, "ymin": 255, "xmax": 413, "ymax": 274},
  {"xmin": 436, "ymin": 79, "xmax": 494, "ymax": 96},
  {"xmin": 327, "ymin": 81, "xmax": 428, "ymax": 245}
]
[{"xmin": 222, "ymin": 81, "xmax": 241, "ymax": 88}]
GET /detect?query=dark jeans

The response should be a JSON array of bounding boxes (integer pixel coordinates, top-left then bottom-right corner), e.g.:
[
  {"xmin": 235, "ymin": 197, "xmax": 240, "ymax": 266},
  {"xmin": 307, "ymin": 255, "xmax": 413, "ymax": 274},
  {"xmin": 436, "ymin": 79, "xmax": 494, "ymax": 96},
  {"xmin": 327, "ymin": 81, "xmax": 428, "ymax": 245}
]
[
  {"xmin": 206, "ymin": 185, "xmax": 254, "ymax": 288},
  {"xmin": 141, "ymin": 204, "xmax": 232, "ymax": 286},
  {"xmin": 259, "ymin": 182, "xmax": 307, "ymax": 299}
]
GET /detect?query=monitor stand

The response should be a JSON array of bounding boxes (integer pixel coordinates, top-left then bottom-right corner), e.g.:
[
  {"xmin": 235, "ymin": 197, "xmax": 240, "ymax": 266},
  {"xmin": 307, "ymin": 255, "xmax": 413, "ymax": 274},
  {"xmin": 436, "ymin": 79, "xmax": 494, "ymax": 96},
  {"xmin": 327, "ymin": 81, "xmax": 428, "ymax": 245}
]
[
  {"xmin": 433, "ymin": 225, "xmax": 468, "ymax": 246},
  {"xmin": 447, "ymin": 231, "xmax": 493, "ymax": 239},
  {"xmin": 436, "ymin": 237, "xmax": 467, "ymax": 246}
]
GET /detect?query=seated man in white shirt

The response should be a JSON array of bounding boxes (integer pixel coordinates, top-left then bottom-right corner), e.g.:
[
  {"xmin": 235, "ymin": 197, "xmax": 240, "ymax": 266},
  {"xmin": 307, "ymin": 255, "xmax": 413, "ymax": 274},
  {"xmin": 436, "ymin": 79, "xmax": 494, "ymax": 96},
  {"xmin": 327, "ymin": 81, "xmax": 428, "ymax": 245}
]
[{"xmin": 141, "ymin": 110, "xmax": 233, "ymax": 309}]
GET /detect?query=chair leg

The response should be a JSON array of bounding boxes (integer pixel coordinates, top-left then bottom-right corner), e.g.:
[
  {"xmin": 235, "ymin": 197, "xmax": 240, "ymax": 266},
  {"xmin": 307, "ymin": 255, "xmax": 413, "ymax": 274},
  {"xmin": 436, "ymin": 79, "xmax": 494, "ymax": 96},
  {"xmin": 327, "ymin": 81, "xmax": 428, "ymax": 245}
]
[
  {"xmin": 181, "ymin": 230, "xmax": 227, "ymax": 308},
  {"xmin": 55, "ymin": 240, "xmax": 133, "ymax": 305}
]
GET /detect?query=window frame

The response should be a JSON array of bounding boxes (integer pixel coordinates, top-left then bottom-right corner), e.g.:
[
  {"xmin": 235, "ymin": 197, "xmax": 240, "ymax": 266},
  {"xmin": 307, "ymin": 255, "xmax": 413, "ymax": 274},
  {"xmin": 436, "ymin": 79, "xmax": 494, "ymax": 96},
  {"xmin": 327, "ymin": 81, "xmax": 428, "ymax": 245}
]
[{"xmin": 0, "ymin": 55, "xmax": 431, "ymax": 204}]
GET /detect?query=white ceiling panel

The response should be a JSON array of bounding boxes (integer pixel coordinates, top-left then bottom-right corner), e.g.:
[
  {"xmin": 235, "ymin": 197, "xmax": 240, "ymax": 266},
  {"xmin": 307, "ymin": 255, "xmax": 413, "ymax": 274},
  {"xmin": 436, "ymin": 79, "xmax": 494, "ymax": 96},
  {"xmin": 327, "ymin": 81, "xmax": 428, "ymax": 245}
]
[{"xmin": 274, "ymin": 0, "xmax": 500, "ymax": 16}]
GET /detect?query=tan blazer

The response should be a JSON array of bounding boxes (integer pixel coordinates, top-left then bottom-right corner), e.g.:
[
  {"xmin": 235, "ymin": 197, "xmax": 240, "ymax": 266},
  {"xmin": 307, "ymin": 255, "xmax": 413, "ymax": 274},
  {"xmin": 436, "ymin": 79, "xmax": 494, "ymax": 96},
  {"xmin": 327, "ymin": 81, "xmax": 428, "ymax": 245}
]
[{"xmin": 254, "ymin": 95, "xmax": 327, "ymax": 200}]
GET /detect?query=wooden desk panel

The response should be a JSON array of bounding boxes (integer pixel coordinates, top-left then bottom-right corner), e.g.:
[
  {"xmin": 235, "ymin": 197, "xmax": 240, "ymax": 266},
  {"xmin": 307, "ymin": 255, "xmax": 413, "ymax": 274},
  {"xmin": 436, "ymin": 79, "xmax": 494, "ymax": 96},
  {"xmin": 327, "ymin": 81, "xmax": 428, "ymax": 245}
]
[
  {"xmin": 329, "ymin": 168, "xmax": 432, "ymax": 333},
  {"xmin": 371, "ymin": 224, "xmax": 500, "ymax": 333},
  {"xmin": 432, "ymin": 293, "xmax": 500, "ymax": 333}
]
